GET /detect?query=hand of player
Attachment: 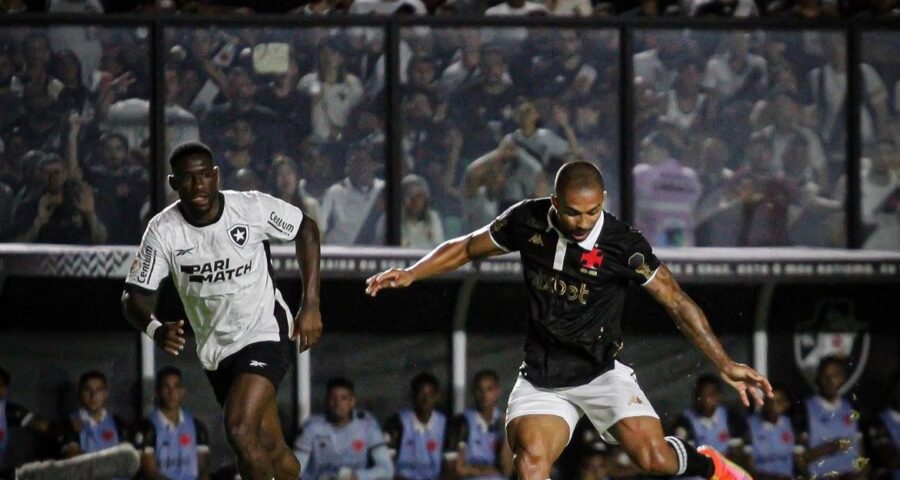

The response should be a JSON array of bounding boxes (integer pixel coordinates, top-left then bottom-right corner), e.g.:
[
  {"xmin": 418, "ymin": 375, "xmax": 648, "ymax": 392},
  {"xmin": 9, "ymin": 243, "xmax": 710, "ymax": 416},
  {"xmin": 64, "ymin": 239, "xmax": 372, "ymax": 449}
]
[
  {"xmin": 365, "ymin": 268, "xmax": 414, "ymax": 297},
  {"xmin": 293, "ymin": 306, "xmax": 322, "ymax": 352},
  {"xmin": 154, "ymin": 320, "xmax": 186, "ymax": 356},
  {"xmin": 719, "ymin": 361, "xmax": 773, "ymax": 407}
]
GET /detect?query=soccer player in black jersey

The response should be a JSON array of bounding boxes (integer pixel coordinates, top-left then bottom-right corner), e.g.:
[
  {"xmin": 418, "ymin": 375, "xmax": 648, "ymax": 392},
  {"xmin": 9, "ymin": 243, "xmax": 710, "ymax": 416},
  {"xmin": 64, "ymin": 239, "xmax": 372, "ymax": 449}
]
[{"xmin": 366, "ymin": 161, "xmax": 772, "ymax": 480}]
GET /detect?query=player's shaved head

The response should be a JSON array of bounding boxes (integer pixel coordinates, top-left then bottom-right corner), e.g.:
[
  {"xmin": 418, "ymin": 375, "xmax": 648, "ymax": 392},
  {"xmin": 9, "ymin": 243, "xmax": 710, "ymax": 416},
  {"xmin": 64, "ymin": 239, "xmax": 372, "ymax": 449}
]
[{"xmin": 554, "ymin": 161, "xmax": 605, "ymax": 197}]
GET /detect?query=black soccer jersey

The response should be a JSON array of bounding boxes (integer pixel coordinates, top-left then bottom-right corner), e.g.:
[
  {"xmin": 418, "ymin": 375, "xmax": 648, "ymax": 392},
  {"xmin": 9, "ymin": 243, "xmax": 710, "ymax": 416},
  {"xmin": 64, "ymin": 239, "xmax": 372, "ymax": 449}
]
[{"xmin": 489, "ymin": 198, "xmax": 661, "ymax": 388}]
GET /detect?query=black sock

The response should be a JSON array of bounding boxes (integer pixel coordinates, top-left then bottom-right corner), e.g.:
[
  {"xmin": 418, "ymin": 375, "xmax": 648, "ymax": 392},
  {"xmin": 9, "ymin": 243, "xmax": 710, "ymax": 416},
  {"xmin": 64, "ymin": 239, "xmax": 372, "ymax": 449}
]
[{"xmin": 665, "ymin": 436, "xmax": 714, "ymax": 478}]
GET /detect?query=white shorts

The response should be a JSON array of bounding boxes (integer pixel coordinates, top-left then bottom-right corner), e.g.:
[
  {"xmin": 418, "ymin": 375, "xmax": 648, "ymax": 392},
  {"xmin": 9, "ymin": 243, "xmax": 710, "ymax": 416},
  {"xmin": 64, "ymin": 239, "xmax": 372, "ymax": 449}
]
[{"xmin": 505, "ymin": 361, "xmax": 659, "ymax": 445}]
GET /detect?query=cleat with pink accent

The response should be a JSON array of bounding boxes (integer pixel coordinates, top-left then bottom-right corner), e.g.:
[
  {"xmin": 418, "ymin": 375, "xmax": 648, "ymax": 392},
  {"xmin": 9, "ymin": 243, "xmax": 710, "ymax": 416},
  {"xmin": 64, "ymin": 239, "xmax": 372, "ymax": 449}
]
[{"xmin": 698, "ymin": 445, "xmax": 752, "ymax": 480}]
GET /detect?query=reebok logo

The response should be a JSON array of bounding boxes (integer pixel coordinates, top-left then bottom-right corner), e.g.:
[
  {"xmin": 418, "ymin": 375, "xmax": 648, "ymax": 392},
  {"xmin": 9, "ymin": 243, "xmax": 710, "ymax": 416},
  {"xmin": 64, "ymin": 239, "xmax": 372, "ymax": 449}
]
[
  {"xmin": 249, "ymin": 360, "xmax": 267, "ymax": 368},
  {"xmin": 528, "ymin": 234, "xmax": 544, "ymax": 246},
  {"xmin": 176, "ymin": 247, "xmax": 195, "ymax": 256},
  {"xmin": 628, "ymin": 395, "xmax": 643, "ymax": 405}
]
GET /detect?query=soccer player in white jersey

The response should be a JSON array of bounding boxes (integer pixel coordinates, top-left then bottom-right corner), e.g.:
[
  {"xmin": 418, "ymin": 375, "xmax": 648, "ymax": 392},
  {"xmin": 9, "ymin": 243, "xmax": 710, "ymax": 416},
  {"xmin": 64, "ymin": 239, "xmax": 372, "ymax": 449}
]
[{"xmin": 122, "ymin": 142, "xmax": 323, "ymax": 480}]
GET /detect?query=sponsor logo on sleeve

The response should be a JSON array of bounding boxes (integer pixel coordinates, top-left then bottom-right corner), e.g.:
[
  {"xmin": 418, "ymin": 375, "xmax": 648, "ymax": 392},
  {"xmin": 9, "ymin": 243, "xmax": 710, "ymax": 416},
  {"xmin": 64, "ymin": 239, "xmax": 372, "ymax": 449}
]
[
  {"xmin": 135, "ymin": 245, "xmax": 156, "ymax": 283},
  {"xmin": 268, "ymin": 212, "xmax": 296, "ymax": 236}
]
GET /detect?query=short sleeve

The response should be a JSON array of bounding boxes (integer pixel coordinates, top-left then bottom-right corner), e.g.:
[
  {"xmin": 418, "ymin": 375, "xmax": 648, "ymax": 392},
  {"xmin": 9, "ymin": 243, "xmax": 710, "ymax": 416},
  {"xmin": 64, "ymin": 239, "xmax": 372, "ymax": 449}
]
[
  {"xmin": 488, "ymin": 201, "xmax": 526, "ymax": 252},
  {"xmin": 621, "ymin": 227, "xmax": 661, "ymax": 286},
  {"xmin": 125, "ymin": 224, "xmax": 170, "ymax": 293},
  {"xmin": 255, "ymin": 192, "xmax": 305, "ymax": 242},
  {"xmin": 134, "ymin": 420, "xmax": 157, "ymax": 454}
]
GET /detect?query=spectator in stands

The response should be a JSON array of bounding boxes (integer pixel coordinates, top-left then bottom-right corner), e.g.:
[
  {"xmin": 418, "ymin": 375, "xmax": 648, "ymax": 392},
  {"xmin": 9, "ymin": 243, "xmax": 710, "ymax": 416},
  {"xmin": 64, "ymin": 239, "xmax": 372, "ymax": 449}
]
[
  {"xmin": 297, "ymin": 139, "xmax": 339, "ymax": 209},
  {"xmin": 293, "ymin": 377, "xmax": 393, "ymax": 480},
  {"xmin": 61, "ymin": 371, "xmax": 131, "ymax": 458},
  {"xmin": 215, "ymin": 117, "xmax": 267, "ymax": 184},
  {"xmin": 0, "ymin": 43, "xmax": 24, "ymax": 129},
  {"xmin": 437, "ymin": 32, "xmax": 481, "ymax": 96},
  {"xmin": 806, "ymin": 34, "xmax": 890, "ymax": 156},
  {"xmin": 484, "ymin": 0, "xmax": 548, "ymax": 14},
  {"xmin": 866, "ymin": 372, "xmax": 900, "ymax": 480},
  {"xmin": 269, "ymin": 154, "xmax": 320, "ymax": 222},
  {"xmin": 659, "ymin": 56, "xmax": 714, "ymax": 135},
  {"xmin": 255, "ymin": 54, "xmax": 312, "ymax": 145},
  {"xmin": 320, "ymin": 145, "xmax": 385, "ymax": 245},
  {"xmin": 417, "ymin": 128, "xmax": 464, "ymax": 233},
  {"xmin": 753, "ymin": 89, "xmax": 828, "ymax": 188},
  {"xmin": 11, "ymin": 154, "xmax": 107, "ymax": 244},
  {"xmin": 229, "ymin": 166, "xmax": 263, "ymax": 192},
  {"xmin": 51, "ymin": 50, "xmax": 90, "ymax": 116},
  {"xmin": 204, "ymin": 66, "xmax": 281, "ymax": 153},
  {"xmin": 82, "ymin": 132, "xmax": 148, "ymax": 244},
  {"xmin": 383, "ymin": 372, "xmax": 447, "ymax": 480},
  {"xmin": 462, "ymin": 136, "xmax": 546, "ymax": 231},
  {"xmin": 297, "ymin": 38, "xmax": 364, "ymax": 142},
  {"xmin": 729, "ymin": 139, "xmax": 797, "ymax": 246},
  {"xmin": 442, "ymin": 370, "xmax": 512, "ymax": 480},
  {"xmin": 673, "ymin": 374, "xmax": 747, "ymax": 463},
  {"xmin": 136, "ymin": 367, "xmax": 210, "ymax": 480},
  {"xmin": 502, "ymin": 101, "xmax": 577, "ymax": 171},
  {"xmin": 396, "ymin": 174, "xmax": 444, "ymax": 248},
  {"xmin": 742, "ymin": 384, "xmax": 803, "ymax": 480},
  {"xmin": 702, "ymin": 33, "xmax": 768, "ymax": 104},
  {"xmin": 451, "ymin": 47, "xmax": 518, "ymax": 159},
  {"xmin": 5, "ymin": 87, "xmax": 65, "ymax": 155},
  {"xmin": 694, "ymin": 136, "xmax": 735, "ymax": 237},
  {"xmin": 350, "ymin": 0, "xmax": 428, "ymax": 15},
  {"xmin": 796, "ymin": 356, "xmax": 867, "ymax": 480},
  {"xmin": 0, "ymin": 366, "xmax": 50, "ymax": 479},
  {"xmin": 633, "ymin": 131, "xmax": 701, "ymax": 246}
]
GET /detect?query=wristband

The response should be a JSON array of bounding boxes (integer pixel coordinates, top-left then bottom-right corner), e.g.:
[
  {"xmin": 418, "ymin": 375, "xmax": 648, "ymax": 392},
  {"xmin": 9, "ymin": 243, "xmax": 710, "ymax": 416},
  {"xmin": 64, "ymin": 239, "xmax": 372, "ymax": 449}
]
[{"xmin": 145, "ymin": 318, "xmax": 163, "ymax": 339}]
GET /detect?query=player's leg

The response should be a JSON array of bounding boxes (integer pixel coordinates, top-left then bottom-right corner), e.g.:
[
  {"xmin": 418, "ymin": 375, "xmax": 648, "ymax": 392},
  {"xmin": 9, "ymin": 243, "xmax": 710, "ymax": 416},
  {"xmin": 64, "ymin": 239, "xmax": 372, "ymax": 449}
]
[
  {"xmin": 223, "ymin": 373, "xmax": 278, "ymax": 480},
  {"xmin": 506, "ymin": 414, "xmax": 571, "ymax": 480},
  {"xmin": 258, "ymin": 393, "xmax": 300, "ymax": 480},
  {"xmin": 610, "ymin": 415, "xmax": 680, "ymax": 474},
  {"xmin": 504, "ymin": 375, "xmax": 582, "ymax": 479}
]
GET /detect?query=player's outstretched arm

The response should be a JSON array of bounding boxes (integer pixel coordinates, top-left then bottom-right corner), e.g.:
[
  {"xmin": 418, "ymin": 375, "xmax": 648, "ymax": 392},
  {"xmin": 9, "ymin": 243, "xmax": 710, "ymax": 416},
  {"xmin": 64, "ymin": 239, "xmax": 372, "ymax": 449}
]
[
  {"xmin": 293, "ymin": 216, "xmax": 322, "ymax": 352},
  {"xmin": 644, "ymin": 264, "xmax": 773, "ymax": 407},
  {"xmin": 365, "ymin": 226, "xmax": 506, "ymax": 297},
  {"xmin": 121, "ymin": 289, "xmax": 186, "ymax": 356}
]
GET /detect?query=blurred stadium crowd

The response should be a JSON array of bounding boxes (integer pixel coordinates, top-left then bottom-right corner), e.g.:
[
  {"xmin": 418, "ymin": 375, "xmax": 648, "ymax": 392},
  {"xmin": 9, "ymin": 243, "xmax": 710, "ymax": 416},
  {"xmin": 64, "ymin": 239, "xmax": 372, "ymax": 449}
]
[
  {"xmin": 2, "ymin": 22, "xmax": 899, "ymax": 249},
  {"xmin": 2, "ymin": 0, "xmax": 900, "ymax": 18},
  {"xmin": 1, "ymin": 357, "xmax": 899, "ymax": 480}
]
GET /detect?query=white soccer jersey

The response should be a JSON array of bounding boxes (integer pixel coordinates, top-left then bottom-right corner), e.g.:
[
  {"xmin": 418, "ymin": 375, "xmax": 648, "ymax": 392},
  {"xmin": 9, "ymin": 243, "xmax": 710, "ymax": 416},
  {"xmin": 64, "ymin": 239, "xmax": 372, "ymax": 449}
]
[{"xmin": 125, "ymin": 190, "xmax": 304, "ymax": 370}]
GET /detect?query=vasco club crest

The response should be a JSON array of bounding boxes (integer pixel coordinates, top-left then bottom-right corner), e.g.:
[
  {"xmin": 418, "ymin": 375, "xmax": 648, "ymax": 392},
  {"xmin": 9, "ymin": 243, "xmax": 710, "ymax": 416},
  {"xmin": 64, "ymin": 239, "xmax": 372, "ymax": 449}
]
[{"xmin": 794, "ymin": 298, "xmax": 870, "ymax": 395}]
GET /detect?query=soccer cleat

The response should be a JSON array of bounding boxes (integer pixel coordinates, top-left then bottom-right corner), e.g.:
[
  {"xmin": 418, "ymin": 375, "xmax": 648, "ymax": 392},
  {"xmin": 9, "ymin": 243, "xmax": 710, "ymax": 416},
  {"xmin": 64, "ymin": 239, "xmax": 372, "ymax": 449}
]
[{"xmin": 697, "ymin": 445, "xmax": 752, "ymax": 480}]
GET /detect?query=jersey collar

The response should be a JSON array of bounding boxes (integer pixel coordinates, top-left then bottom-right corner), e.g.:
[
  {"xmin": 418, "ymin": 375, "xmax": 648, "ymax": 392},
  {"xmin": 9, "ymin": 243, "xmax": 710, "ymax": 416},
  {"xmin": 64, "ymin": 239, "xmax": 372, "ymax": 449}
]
[
  {"xmin": 79, "ymin": 408, "xmax": 108, "ymax": 427},
  {"xmin": 156, "ymin": 408, "xmax": 185, "ymax": 430},
  {"xmin": 177, "ymin": 192, "xmax": 226, "ymax": 228},
  {"xmin": 546, "ymin": 208, "xmax": 605, "ymax": 250},
  {"xmin": 412, "ymin": 411, "xmax": 436, "ymax": 433}
]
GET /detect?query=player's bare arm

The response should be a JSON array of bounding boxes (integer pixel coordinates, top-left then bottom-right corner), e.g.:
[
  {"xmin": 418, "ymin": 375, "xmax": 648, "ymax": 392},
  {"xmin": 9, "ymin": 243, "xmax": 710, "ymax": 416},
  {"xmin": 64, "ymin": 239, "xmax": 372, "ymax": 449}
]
[
  {"xmin": 644, "ymin": 264, "xmax": 773, "ymax": 407},
  {"xmin": 294, "ymin": 215, "xmax": 322, "ymax": 352},
  {"xmin": 121, "ymin": 289, "xmax": 186, "ymax": 356},
  {"xmin": 365, "ymin": 226, "xmax": 506, "ymax": 296}
]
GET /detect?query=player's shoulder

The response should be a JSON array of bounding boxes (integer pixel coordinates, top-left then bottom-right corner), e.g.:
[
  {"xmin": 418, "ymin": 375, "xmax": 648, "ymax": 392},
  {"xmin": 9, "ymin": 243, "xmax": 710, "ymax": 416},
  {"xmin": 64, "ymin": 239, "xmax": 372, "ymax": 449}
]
[
  {"xmin": 146, "ymin": 201, "xmax": 185, "ymax": 233},
  {"xmin": 600, "ymin": 211, "xmax": 647, "ymax": 241},
  {"xmin": 502, "ymin": 197, "xmax": 552, "ymax": 224},
  {"xmin": 355, "ymin": 409, "xmax": 381, "ymax": 425}
]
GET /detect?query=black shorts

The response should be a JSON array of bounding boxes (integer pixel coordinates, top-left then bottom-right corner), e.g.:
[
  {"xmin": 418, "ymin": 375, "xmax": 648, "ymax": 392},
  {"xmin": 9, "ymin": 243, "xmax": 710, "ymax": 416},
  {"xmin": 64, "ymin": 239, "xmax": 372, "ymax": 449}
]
[{"xmin": 204, "ymin": 340, "xmax": 294, "ymax": 406}]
